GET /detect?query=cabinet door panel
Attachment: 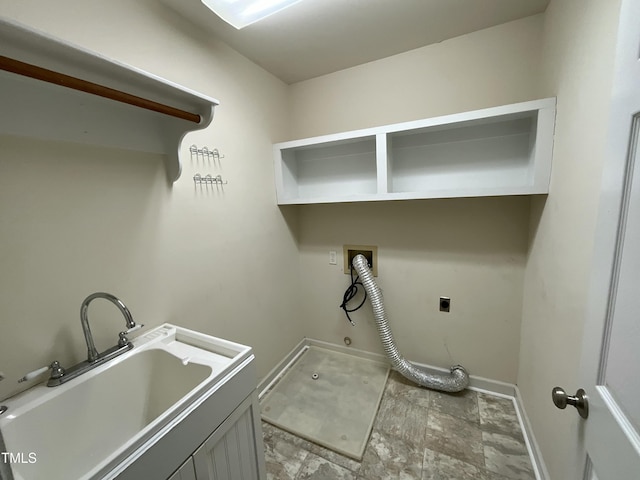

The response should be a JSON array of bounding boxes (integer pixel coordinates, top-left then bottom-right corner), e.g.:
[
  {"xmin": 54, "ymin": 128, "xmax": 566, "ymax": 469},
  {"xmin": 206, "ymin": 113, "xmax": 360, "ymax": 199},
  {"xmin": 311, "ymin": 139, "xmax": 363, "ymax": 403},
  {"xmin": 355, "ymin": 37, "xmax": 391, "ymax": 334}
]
[
  {"xmin": 167, "ymin": 457, "xmax": 196, "ymax": 480},
  {"xmin": 193, "ymin": 395, "xmax": 264, "ymax": 480}
]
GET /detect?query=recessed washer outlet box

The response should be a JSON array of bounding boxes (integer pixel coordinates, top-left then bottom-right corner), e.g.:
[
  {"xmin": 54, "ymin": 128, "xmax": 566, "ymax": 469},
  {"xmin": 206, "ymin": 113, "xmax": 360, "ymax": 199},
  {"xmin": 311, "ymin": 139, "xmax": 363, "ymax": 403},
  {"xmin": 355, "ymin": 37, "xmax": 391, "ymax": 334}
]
[{"xmin": 344, "ymin": 244, "xmax": 378, "ymax": 276}]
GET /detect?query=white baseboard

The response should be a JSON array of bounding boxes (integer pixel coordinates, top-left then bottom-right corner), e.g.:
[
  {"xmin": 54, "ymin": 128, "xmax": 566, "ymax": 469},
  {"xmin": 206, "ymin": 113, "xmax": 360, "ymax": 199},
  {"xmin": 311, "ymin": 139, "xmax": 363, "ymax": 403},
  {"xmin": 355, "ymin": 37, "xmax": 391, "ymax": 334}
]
[
  {"xmin": 514, "ymin": 385, "xmax": 551, "ymax": 480},
  {"xmin": 257, "ymin": 337, "xmax": 549, "ymax": 479}
]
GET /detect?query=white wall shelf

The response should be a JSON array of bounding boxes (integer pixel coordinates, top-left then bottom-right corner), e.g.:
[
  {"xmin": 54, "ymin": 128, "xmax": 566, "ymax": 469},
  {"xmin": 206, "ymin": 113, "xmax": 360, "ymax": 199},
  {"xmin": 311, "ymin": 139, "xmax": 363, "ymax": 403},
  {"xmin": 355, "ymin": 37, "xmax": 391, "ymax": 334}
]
[
  {"xmin": 0, "ymin": 18, "xmax": 219, "ymax": 183},
  {"xmin": 273, "ymin": 98, "xmax": 556, "ymax": 204}
]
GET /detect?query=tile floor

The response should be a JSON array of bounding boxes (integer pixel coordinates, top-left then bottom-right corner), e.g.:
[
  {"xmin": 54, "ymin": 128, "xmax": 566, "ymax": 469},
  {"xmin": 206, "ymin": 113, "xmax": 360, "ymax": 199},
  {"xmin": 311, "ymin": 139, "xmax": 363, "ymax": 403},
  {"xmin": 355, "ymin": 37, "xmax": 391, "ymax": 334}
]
[{"xmin": 262, "ymin": 370, "xmax": 536, "ymax": 480}]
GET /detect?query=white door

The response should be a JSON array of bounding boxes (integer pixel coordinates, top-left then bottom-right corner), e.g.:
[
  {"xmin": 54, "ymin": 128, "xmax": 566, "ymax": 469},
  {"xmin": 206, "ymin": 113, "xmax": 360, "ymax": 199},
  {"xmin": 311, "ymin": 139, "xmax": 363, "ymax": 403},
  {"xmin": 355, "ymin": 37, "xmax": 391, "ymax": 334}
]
[{"xmin": 570, "ymin": 0, "xmax": 640, "ymax": 477}]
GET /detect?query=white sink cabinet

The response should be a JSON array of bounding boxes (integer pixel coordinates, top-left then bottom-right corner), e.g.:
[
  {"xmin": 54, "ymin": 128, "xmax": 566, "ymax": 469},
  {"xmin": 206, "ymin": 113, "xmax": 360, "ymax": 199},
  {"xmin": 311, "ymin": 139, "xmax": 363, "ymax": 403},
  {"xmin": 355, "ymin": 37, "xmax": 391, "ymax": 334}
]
[
  {"xmin": 274, "ymin": 98, "xmax": 556, "ymax": 204},
  {"xmin": 112, "ymin": 357, "xmax": 266, "ymax": 480},
  {"xmin": 0, "ymin": 325, "xmax": 266, "ymax": 480},
  {"xmin": 167, "ymin": 394, "xmax": 264, "ymax": 480}
]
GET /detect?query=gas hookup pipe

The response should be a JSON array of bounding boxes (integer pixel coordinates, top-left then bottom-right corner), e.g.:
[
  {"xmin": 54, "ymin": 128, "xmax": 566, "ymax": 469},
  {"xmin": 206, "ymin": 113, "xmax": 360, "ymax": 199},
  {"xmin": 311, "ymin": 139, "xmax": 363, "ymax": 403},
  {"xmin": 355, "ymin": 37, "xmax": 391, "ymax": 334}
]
[{"xmin": 352, "ymin": 254, "xmax": 469, "ymax": 393}]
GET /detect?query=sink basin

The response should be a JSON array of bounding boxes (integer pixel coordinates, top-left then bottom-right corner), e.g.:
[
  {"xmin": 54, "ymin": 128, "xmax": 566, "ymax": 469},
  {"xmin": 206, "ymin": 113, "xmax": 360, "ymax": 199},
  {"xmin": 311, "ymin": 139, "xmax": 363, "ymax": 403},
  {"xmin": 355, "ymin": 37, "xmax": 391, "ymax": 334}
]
[{"xmin": 0, "ymin": 324, "xmax": 252, "ymax": 480}]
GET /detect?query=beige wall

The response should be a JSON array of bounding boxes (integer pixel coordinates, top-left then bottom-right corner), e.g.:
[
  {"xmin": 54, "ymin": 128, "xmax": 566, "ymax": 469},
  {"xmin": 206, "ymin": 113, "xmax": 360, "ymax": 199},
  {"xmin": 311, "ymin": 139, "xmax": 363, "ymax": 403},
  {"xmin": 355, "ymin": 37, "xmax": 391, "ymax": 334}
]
[
  {"xmin": 298, "ymin": 198, "xmax": 530, "ymax": 383},
  {"xmin": 0, "ymin": 0, "xmax": 303, "ymax": 401},
  {"xmin": 288, "ymin": 16, "xmax": 544, "ymax": 383},
  {"xmin": 289, "ymin": 14, "xmax": 544, "ymax": 139},
  {"xmin": 519, "ymin": 0, "xmax": 622, "ymax": 478}
]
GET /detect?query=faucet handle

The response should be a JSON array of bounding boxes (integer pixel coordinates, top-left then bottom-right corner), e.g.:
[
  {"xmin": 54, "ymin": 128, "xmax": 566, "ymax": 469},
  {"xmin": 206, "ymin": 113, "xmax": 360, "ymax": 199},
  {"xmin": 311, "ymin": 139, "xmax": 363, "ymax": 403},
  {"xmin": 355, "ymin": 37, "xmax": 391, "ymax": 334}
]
[
  {"xmin": 49, "ymin": 361, "xmax": 65, "ymax": 379},
  {"xmin": 118, "ymin": 331, "xmax": 129, "ymax": 347},
  {"xmin": 125, "ymin": 324, "xmax": 144, "ymax": 334},
  {"xmin": 18, "ymin": 361, "xmax": 65, "ymax": 383},
  {"xmin": 118, "ymin": 324, "xmax": 144, "ymax": 347}
]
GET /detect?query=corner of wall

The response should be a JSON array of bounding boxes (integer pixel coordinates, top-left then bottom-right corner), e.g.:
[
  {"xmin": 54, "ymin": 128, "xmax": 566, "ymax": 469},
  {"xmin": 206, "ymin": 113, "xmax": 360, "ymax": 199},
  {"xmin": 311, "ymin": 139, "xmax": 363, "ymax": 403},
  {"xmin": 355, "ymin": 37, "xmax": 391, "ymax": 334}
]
[{"xmin": 517, "ymin": 0, "xmax": 622, "ymax": 478}]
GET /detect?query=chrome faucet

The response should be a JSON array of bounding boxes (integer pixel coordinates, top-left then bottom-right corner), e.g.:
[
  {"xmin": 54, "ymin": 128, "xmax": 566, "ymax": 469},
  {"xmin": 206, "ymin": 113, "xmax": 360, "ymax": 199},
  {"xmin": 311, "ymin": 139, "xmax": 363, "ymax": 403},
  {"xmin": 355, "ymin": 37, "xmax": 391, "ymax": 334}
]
[
  {"xmin": 19, "ymin": 292, "xmax": 144, "ymax": 387},
  {"xmin": 81, "ymin": 292, "xmax": 136, "ymax": 362}
]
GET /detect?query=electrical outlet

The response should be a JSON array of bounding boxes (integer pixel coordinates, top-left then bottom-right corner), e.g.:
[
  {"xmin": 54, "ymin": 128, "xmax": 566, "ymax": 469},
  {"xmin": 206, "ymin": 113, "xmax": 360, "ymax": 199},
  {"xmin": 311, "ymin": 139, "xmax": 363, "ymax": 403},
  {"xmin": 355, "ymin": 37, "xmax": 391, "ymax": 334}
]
[
  {"xmin": 439, "ymin": 296, "xmax": 451, "ymax": 312},
  {"xmin": 343, "ymin": 244, "xmax": 378, "ymax": 276}
]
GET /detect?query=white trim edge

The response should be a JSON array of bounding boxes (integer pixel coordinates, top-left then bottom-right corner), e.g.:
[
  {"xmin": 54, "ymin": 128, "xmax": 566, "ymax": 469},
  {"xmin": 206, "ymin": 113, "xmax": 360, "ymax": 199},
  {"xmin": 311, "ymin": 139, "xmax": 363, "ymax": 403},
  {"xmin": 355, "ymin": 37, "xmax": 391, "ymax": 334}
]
[{"xmin": 514, "ymin": 385, "xmax": 551, "ymax": 480}]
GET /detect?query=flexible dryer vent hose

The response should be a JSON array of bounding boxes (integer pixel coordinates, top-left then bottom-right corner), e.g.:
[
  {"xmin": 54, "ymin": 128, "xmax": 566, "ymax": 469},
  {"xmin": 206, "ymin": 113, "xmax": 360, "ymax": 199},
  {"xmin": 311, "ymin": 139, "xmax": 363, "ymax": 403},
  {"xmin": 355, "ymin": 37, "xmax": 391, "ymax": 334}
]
[{"xmin": 352, "ymin": 254, "xmax": 469, "ymax": 393}]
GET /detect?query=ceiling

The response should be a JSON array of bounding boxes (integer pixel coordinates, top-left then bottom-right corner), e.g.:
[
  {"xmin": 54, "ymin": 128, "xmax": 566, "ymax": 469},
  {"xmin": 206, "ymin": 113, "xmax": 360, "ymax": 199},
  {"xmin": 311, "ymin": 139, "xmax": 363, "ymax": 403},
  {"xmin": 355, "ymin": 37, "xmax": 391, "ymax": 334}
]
[{"xmin": 162, "ymin": 0, "xmax": 550, "ymax": 84}]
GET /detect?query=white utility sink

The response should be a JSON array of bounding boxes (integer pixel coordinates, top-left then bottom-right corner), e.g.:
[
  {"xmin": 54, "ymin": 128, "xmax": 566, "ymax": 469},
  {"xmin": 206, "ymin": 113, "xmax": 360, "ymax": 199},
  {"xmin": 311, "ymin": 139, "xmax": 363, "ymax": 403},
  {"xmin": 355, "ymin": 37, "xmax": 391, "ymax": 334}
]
[{"xmin": 0, "ymin": 324, "xmax": 253, "ymax": 480}]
